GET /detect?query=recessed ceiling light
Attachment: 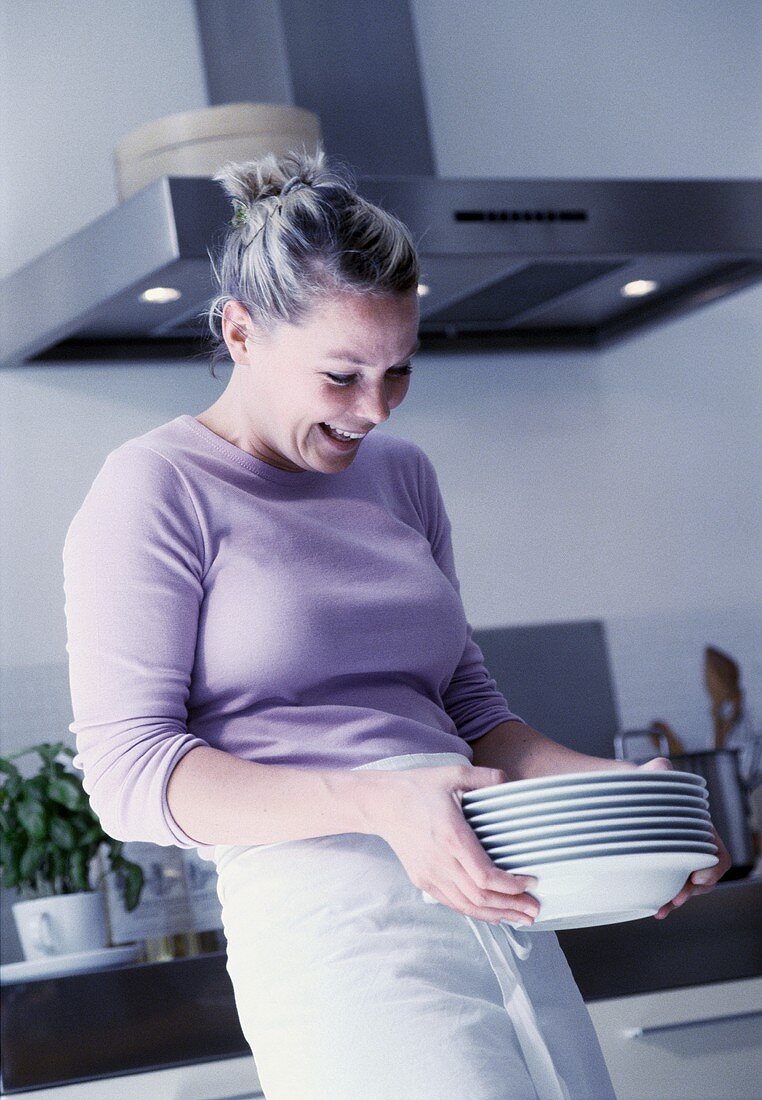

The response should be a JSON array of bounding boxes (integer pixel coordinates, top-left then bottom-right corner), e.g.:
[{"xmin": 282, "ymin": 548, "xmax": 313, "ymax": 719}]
[
  {"xmin": 140, "ymin": 286, "xmax": 182, "ymax": 304},
  {"xmin": 621, "ymin": 279, "xmax": 659, "ymax": 298}
]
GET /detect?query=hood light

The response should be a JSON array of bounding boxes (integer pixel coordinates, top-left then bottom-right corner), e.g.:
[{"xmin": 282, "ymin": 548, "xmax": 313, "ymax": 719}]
[
  {"xmin": 140, "ymin": 286, "xmax": 182, "ymax": 304},
  {"xmin": 621, "ymin": 279, "xmax": 660, "ymax": 298}
]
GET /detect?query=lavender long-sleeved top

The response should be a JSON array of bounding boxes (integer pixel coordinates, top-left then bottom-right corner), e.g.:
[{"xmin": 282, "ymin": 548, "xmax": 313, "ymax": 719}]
[{"xmin": 62, "ymin": 415, "xmax": 523, "ymax": 862}]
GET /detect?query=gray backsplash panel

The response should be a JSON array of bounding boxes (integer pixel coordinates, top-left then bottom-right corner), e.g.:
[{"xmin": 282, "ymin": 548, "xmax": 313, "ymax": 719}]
[{"xmin": 472, "ymin": 619, "xmax": 621, "ymax": 760}]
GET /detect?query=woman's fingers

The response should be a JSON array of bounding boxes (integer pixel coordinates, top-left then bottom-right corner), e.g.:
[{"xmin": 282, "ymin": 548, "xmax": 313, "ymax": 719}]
[
  {"xmin": 446, "ymin": 814, "xmax": 541, "ymax": 919},
  {"xmin": 654, "ymin": 825, "xmax": 731, "ymax": 919},
  {"xmin": 423, "ymin": 876, "xmax": 538, "ymax": 925},
  {"xmin": 451, "ymin": 855, "xmax": 540, "ymax": 919}
]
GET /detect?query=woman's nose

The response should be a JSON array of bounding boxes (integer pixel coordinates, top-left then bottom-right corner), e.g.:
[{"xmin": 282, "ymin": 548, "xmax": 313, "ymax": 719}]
[{"xmin": 357, "ymin": 385, "xmax": 391, "ymax": 424}]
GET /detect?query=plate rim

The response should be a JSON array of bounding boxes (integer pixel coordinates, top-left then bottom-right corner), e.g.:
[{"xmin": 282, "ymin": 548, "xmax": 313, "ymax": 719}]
[
  {"xmin": 472, "ymin": 804, "xmax": 713, "ymax": 832},
  {"xmin": 493, "ymin": 837, "xmax": 718, "ymax": 867},
  {"xmin": 486, "ymin": 827, "xmax": 717, "ymax": 855},
  {"xmin": 461, "ymin": 768, "xmax": 706, "ymax": 803},
  {"xmin": 466, "ymin": 790, "xmax": 709, "ymax": 823},
  {"xmin": 464, "ymin": 779, "xmax": 708, "ymax": 812}
]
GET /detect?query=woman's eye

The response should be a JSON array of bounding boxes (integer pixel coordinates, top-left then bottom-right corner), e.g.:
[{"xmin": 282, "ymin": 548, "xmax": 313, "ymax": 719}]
[{"xmin": 324, "ymin": 365, "xmax": 413, "ymax": 387}]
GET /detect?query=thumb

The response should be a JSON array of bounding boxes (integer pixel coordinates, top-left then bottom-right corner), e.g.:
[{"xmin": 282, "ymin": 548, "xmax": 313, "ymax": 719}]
[
  {"xmin": 639, "ymin": 756, "xmax": 674, "ymax": 772},
  {"xmin": 460, "ymin": 768, "xmax": 509, "ymax": 793}
]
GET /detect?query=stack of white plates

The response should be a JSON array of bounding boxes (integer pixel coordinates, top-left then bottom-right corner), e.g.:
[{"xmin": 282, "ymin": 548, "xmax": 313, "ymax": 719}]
[{"xmin": 461, "ymin": 770, "xmax": 718, "ymax": 931}]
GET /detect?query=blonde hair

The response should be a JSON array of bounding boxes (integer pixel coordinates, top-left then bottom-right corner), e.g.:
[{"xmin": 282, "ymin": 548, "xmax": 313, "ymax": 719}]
[{"xmin": 204, "ymin": 144, "xmax": 421, "ymax": 378}]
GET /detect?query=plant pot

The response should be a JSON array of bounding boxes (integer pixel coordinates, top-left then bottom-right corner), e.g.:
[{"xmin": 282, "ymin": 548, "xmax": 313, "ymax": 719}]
[{"xmin": 12, "ymin": 891, "xmax": 109, "ymax": 961}]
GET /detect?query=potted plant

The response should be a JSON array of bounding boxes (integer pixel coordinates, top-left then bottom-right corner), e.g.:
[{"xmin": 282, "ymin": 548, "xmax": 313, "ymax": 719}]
[{"xmin": 0, "ymin": 740, "xmax": 144, "ymax": 959}]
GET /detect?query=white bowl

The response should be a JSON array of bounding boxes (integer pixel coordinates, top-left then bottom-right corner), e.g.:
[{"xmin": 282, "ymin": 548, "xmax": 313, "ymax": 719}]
[
  {"xmin": 472, "ymin": 802, "xmax": 711, "ymax": 836},
  {"xmin": 479, "ymin": 815, "xmax": 714, "ymax": 850},
  {"xmin": 461, "ymin": 768, "xmax": 706, "ymax": 806},
  {"xmin": 466, "ymin": 790, "xmax": 709, "ymax": 826},
  {"xmin": 487, "ymin": 827, "xmax": 716, "ymax": 858},
  {"xmin": 463, "ymin": 778, "xmax": 708, "ymax": 817},
  {"xmin": 508, "ymin": 850, "xmax": 719, "ymax": 931},
  {"xmin": 494, "ymin": 837, "xmax": 716, "ymax": 869}
]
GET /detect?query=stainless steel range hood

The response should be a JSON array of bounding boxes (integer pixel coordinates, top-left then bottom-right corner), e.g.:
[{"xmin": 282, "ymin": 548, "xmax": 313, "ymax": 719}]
[
  {"xmin": 1, "ymin": 0, "xmax": 761, "ymax": 366},
  {"xmin": 2, "ymin": 174, "xmax": 761, "ymax": 365}
]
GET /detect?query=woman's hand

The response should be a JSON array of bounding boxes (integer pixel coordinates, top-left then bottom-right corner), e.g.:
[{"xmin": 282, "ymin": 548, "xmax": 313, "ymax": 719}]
[
  {"xmin": 636, "ymin": 756, "xmax": 732, "ymax": 918},
  {"xmin": 363, "ymin": 765, "xmax": 541, "ymax": 926}
]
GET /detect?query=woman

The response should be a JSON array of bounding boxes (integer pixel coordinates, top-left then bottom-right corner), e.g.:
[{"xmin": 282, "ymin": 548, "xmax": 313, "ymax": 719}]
[{"xmin": 63, "ymin": 147, "xmax": 730, "ymax": 1099}]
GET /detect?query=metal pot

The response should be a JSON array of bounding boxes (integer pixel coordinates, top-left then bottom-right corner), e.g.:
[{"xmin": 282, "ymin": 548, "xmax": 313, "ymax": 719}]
[{"xmin": 614, "ymin": 730, "xmax": 756, "ymax": 880}]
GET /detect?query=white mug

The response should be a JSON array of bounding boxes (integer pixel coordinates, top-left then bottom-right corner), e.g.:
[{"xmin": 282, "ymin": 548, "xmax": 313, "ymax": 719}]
[{"xmin": 12, "ymin": 891, "xmax": 109, "ymax": 960}]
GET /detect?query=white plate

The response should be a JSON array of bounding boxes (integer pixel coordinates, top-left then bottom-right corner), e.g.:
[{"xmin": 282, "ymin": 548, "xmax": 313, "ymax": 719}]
[
  {"xmin": 472, "ymin": 803, "xmax": 712, "ymax": 837},
  {"xmin": 493, "ymin": 837, "xmax": 716, "ymax": 869},
  {"xmin": 461, "ymin": 768, "xmax": 706, "ymax": 805},
  {"xmin": 481, "ymin": 817, "xmax": 714, "ymax": 849},
  {"xmin": 486, "ymin": 827, "xmax": 716, "ymax": 858},
  {"xmin": 0, "ymin": 943, "xmax": 142, "ymax": 985},
  {"xmin": 463, "ymin": 779, "xmax": 708, "ymax": 815},
  {"xmin": 503, "ymin": 850, "xmax": 718, "ymax": 931},
  {"xmin": 466, "ymin": 790, "xmax": 710, "ymax": 826}
]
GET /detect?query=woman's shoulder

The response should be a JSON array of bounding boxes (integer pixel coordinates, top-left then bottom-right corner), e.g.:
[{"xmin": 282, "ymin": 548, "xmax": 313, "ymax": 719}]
[
  {"xmin": 92, "ymin": 416, "xmax": 201, "ymax": 488},
  {"xmin": 362, "ymin": 428, "xmax": 430, "ymax": 472},
  {"xmin": 73, "ymin": 418, "xmax": 200, "ymax": 526}
]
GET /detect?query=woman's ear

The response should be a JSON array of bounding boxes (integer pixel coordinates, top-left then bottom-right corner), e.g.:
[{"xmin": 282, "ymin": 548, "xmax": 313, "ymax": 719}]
[{"xmin": 222, "ymin": 301, "xmax": 254, "ymax": 364}]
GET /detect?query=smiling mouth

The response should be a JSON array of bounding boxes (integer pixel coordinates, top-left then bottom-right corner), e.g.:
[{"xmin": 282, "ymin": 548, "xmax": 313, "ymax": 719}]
[{"xmin": 318, "ymin": 422, "xmax": 368, "ymax": 447}]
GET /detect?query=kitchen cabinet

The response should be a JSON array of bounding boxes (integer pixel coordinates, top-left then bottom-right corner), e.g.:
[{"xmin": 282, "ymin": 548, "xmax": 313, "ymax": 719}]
[
  {"xmin": 587, "ymin": 976, "xmax": 762, "ymax": 1100},
  {"xmin": 3, "ymin": 879, "xmax": 759, "ymax": 1095},
  {"xmin": 0, "ymin": 1054, "xmax": 263, "ymax": 1099}
]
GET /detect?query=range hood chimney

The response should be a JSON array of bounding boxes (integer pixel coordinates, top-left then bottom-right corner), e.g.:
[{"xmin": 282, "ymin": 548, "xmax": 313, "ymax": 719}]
[{"xmin": 1, "ymin": 0, "xmax": 761, "ymax": 366}]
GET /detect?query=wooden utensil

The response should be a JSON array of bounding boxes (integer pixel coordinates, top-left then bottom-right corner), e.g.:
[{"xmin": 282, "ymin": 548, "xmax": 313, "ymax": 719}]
[
  {"xmin": 704, "ymin": 646, "xmax": 743, "ymax": 749},
  {"xmin": 648, "ymin": 720, "xmax": 685, "ymax": 756}
]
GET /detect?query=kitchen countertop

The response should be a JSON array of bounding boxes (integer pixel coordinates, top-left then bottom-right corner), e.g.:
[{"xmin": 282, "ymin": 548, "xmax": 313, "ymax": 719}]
[
  {"xmin": 2, "ymin": 874, "xmax": 760, "ymax": 1094},
  {"xmin": 557, "ymin": 873, "xmax": 762, "ymax": 1001}
]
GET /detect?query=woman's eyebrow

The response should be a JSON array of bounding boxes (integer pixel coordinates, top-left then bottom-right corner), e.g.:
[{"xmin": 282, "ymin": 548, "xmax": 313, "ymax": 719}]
[{"xmin": 323, "ymin": 338, "xmax": 421, "ymax": 364}]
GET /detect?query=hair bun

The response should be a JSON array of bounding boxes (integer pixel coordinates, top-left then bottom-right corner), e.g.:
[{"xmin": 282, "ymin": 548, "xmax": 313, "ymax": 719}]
[
  {"xmin": 280, "ymin": 176, "xmax": 311, "ymax": 197},
  {"xmin": 212, "ymin": 146, "xmax": 341, "ymax": 213}
]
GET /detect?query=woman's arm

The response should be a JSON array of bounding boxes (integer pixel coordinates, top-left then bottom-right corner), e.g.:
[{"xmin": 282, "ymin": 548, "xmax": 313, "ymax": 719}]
[{"xmin": 469, "ymin": 719, "xmax": 635, "ymax": 778}]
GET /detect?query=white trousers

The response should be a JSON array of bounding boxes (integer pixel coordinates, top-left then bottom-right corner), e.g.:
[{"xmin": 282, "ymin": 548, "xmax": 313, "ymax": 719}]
[{"xmin": 214, "ymin": 753, "xmax": 617, "ymax": 1100}]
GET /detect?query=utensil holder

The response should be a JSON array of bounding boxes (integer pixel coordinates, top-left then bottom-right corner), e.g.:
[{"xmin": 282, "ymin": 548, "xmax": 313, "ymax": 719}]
[{"xmin": 614, "ymin": 730, "xmax": 755, "ymax": 880}]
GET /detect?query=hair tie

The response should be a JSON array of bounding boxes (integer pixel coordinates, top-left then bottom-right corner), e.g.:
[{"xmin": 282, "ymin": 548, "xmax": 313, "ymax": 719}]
[
  {"xmin": 231, "ymin": 199, "xmax": 249, "ymax": 228},
  {"xmin": 281, "ymin": 177, "xmax": 310, "ymax": 198}
]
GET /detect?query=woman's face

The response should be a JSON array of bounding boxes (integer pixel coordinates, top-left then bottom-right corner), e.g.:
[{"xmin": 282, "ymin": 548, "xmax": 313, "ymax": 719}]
[{"xmin": 222, "ymin": 289, "xmax": 420, "ymax": 473}]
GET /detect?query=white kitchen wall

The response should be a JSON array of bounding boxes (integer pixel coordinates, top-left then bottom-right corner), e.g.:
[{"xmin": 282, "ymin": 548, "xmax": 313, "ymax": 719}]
[{"xmin": 1, "ymin": 0, "xmax": 761, "ymax": 957}]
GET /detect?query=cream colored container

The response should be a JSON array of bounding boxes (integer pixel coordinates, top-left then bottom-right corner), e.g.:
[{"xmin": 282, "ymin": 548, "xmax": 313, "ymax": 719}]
[{"xmin": 114, "ymin": 102, "xmax": 322, "ymax": 202}]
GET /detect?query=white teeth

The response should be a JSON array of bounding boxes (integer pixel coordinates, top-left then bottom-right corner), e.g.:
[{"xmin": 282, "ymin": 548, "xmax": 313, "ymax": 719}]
[{"xmin": 325, "ymin": 423, "xmax": 366, "ymax": 439}]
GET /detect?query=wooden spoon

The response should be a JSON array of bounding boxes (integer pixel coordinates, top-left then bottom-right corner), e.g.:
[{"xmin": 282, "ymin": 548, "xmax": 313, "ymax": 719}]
[
  {"xmin": 704, "ymin": 645, "xmax": 743, "ymax": 749},
  {"xmin": 648, "ymin": 720, "xmax": 685, "ymax": 756}
]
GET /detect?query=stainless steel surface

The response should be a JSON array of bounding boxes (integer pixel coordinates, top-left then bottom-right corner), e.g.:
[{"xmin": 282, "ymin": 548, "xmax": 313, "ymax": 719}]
[
  {"xmin": 3, "ymin": 0, "xmax": 762, "ymax": 363},
  {"xmin": 615, "ymin": 730, "xmax": 756, "ymax": 878},
  {"xmin": 623, "ymin": 1008, "xmax": 762, "ymax": 1039},
  {"xmin": 2, "ymin": 177, "xmax": 762, "ymax": 365}
]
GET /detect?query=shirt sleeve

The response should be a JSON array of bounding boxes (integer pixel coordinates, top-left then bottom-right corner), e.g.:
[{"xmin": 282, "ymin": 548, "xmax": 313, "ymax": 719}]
[
  {"xmin": 62, "ymin": 443, "xmax": 210, "ymax": 848},
  {"xmin": 416, "ymin": 447, "xmax": 526, "ymax": 742}
]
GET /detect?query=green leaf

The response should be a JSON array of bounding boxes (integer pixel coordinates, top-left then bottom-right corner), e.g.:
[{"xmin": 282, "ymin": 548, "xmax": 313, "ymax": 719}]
[
  {"xmin": 47, "ymin": 775, "xmax": 84, "ymax": 811},
  {"xmin": 0, "ymin": 759, "xmax": 21, "ymax": 779},
  {"xmin": 1, "ymin": 861, "xmax": 20, "ymax": 888},
  {"xmin": 50, "ymin": 847, "xmax": 65, "ymax": 879},
  {"xmin": 36, "ymin": 742, "xmax": 67, "ymax": 766},
  {"xmin": 3, "ymin": 774, "xmax": 21, "ymax": 800},
  {"xmin": 0, "ymin": 836, "xmax": 19, "ymax": 870},
  {"xmin": 17, "ymin": 798, "xmax": 47, "ymax": 840},
  {"xmin": 68, "ymin": 848, "xmax": 90, "ymax": 892},
  {"xmin": 49, "ymin": 817, "xmax": 77, "ymax": 850},
  {"xmin": 121, "ymin": 863, "xmax": 144, "ymax": 912},
  {"xmin": 19, "ymin": 842, "xmax": 46, "ymax": 880}
]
